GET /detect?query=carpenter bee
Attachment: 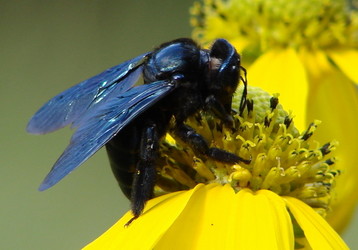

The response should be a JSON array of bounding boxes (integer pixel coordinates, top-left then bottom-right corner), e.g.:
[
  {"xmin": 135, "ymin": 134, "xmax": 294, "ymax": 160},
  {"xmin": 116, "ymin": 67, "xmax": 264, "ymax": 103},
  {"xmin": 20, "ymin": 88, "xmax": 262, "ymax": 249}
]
[{"xmin": 27, "ymin": 38, "xmax": 248, "ymax": 219}]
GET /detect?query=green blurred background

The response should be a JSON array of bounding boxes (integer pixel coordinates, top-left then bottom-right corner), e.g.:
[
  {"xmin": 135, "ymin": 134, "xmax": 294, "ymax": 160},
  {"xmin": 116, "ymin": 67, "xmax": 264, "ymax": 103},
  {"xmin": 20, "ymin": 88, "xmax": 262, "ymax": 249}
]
[{"xmin": 1, "ymin": 1, "xmax": 357, "ymax": 249}]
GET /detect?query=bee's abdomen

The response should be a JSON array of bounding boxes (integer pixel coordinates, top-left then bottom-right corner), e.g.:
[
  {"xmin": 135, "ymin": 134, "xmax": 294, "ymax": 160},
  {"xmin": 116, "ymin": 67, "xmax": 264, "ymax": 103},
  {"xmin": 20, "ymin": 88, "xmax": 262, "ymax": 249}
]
[{"xmin": 105, "ymin": 125, "xmax": 140, "ymax": 199}]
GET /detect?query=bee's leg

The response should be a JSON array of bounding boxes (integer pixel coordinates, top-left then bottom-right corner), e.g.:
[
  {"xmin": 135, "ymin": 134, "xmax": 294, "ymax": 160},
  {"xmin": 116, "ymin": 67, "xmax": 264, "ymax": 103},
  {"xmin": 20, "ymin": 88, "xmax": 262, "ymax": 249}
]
[
  {"xmin": 204, "ymin": 95, "xmax": 234, "ymax": 126},
  {"xmin": 130, "ymin": 122, "xmax": 159, "ymax": 219},
  {"xmin": 173, "ymin": 123, "xmax": 250, "ymax": 164}
]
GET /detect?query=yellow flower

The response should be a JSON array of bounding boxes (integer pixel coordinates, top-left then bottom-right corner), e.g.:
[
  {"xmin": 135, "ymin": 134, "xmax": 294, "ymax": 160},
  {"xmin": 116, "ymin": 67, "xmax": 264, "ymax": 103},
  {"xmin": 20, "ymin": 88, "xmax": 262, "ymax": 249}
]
[
  {"xmin": 84, "ymin": 86, "xmax": 348, "ymax": 249},
  {"xmin": 191, "ymin": 0, "xmax": 358, "ymax": 232}
]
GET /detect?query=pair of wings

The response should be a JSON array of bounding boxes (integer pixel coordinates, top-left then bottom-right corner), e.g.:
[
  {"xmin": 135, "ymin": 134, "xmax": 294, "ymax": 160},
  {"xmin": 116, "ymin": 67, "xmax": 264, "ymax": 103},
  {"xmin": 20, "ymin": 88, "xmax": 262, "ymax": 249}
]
[{"xmin": 27, "ymin": 52, "xmax": 176, "ymax": 191}]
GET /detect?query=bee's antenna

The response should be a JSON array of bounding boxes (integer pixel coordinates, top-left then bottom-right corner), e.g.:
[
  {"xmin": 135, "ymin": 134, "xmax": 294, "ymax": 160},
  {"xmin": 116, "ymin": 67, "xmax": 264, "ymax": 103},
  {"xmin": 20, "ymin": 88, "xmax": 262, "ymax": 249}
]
[{"xmin": 239, "ymin": 66, "xmax": 248, "ymax": 115}]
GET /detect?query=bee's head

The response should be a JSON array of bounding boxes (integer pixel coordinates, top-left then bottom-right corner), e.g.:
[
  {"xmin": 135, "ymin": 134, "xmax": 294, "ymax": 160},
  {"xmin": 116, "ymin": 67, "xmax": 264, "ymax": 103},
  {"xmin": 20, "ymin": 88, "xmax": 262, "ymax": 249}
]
[{"xmin": 207, "ymin": 39, "xmax": 240, "ymax": 111}]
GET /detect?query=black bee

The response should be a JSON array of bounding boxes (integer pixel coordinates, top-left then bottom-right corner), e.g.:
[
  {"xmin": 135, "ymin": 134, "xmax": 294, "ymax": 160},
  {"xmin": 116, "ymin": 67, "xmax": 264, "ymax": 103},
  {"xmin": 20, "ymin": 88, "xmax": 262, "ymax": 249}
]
[{"xmin": 27, "ymin": 38, "xmax": 248, "ymax": 220}]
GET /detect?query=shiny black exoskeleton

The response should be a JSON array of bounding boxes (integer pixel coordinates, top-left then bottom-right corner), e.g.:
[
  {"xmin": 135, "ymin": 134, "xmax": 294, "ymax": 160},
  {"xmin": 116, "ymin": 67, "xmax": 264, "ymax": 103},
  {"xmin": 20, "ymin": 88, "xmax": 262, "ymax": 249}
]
[{"xmin": 27, "ymin": 38, "xmax": 248, "ymax": 219}]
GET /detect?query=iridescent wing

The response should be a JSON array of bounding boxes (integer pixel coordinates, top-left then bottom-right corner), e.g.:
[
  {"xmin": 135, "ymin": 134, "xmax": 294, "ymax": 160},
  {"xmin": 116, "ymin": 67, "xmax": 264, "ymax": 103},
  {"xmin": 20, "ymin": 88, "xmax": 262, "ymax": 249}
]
[
  {"xmin": 27, "ymin": 53, "xmax": 149, "ymax": 134},
  {"xmin": 39, "ymin": 80, "xmax": 175, "ymax": 191}
]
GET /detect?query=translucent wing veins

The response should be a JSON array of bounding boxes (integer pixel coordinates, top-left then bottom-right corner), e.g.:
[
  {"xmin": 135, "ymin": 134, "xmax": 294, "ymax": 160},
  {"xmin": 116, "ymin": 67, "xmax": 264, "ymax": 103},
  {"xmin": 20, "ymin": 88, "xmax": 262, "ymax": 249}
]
[
  {"xmin": 27, "ymin": 53, "xmax": 149, "ymax": 134},
  {"xmin": 39, "ymin": 80, "xmax": 175, "ymax": 191}
]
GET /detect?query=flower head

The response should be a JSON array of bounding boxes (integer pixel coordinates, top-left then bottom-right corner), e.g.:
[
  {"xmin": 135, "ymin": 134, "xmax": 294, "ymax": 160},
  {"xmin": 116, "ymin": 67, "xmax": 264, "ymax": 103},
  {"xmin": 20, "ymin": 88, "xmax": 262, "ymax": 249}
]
[
  {"xmin": 191, "ymin": 0, "xmax": 358, "ymax": 231},
  {"xmin": 191, "ymin": 0, "xmax": 358, "ymax": 56},
  {"xmin": 84, "ymin": 86, "xmax": 348, "ymax": 249}
]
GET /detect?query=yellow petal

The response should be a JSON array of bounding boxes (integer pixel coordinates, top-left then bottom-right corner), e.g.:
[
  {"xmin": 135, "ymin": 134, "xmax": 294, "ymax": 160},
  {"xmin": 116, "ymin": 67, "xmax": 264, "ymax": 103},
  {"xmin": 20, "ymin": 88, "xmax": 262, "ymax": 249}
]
[
  {"xmin": 328, "ymin": 49, "xmax": 358, "ymax": 84},
  {"xmin": 299, "ymin": 49, "xmax": 358, "ymax": 232},
  {"xmin": 86, "ymin": 185, "xmax": 296, "ymax": 250},
  {"xmin": 156, "ymin": 184, "xmax": 232, "ymax": 249},
  {"xmin": 83, "ymin": 185, "xmax": 205, "ymax": 250},
  {"xmin": 235, "ymin": 189, "xmax": 294, "ymax": 250},
  {"xmin": 284, "ymin": 197, "xmax": 349, "ymax": 250},
  {"xmin": 158, "ymin": 186, "xmax": 294, "ymax": 250},
  {"xmin": 248, "ymin": 49, "xmax": 308, "ymax": 130}
]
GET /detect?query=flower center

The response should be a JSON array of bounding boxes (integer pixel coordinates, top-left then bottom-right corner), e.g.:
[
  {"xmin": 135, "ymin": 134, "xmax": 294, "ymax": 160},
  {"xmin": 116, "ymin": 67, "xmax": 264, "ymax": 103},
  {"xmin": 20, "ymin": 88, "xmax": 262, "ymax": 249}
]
[
  {"xmin": 191, "ymin": 0, "xmax": 358, "ymax": 52},
  {"xmin": 155, "ymin": 85, "xmax": 339, "ymax": 217}
]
